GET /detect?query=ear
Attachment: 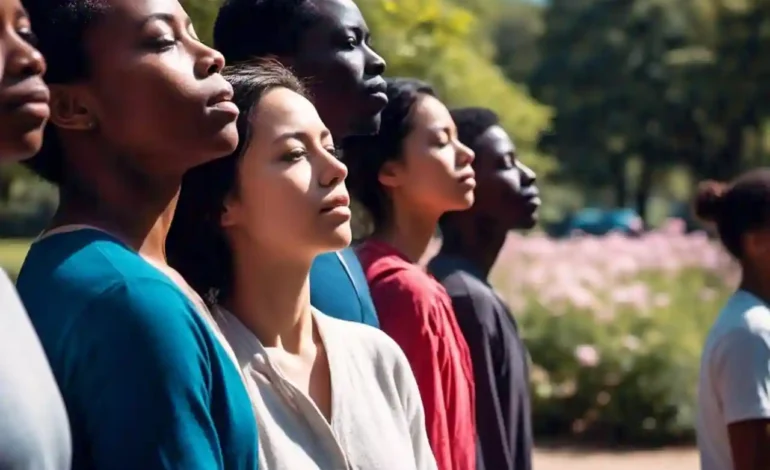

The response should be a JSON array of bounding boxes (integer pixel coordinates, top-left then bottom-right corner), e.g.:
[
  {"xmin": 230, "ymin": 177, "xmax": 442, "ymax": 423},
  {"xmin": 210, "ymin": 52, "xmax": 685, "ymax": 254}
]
[
  {"xmin": 745, "ymin": 230, "xmax": 770, "ymax": 258},
  {"xmin": 219, "ymin": 191, "xmax": 240, "ymax": 229},
  {"xmin": 377, "ymin": 160, "xmax": 404, "ymax": 190},
  {"xmin": 49, "ymin": 84, "xmax": 97, "ymax": 131}
]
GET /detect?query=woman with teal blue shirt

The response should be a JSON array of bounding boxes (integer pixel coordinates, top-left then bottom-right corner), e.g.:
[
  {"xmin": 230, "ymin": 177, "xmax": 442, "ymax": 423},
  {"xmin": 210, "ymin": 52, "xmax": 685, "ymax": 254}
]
[{"xmin": 15, "ymin": 0, "xmax": 259, "ymax": 468}]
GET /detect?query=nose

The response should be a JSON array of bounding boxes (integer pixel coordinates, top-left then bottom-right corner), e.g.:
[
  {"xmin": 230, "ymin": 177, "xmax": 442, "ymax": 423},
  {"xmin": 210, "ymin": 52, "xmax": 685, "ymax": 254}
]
[
  {"xmin": 320, "ymin": 148, "xmax": 348, "ymax": 188},
  {"xmin": 194, "ymin": 42, "xmax": 226, "ymax": 79},
  {"xmin": 363, "ymin": 43, "xmax": 386, "ymax": 78},
  {"xmin": 455, "ymin": 140, "xmax": 475, "ymax": 167},
  {"xmin": 6, "ymin": 31, "xmax": 46, "ymax": 80},
  {"xmin": 517, "ymin": 160, "xmax": 536, "ymax": 185}
]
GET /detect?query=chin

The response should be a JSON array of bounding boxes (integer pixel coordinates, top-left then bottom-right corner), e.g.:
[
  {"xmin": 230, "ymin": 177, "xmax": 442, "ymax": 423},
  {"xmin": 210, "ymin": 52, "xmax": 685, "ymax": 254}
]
[
  {"xmin": 458, "ymin": 191, "xmax": 475, "ymax": 209},
  {"xmin": 0, "ymin": 132, "xmax": 44, "ymax": 163},
  {"xmin": 196, "ymin": 123, "xmax": 239, "ymax": 165},
  {"xmin": 349, "ymin": 113, "xmax": 382, "ymax": 136},
  {"xmin": 514, "ymin": 214, "xmax": 538, "ymax": 230}
]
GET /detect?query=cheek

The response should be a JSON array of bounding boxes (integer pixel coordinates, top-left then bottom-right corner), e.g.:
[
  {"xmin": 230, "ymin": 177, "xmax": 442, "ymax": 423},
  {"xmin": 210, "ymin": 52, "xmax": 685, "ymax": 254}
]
[{"xmin": 243, "ymin": 170, "xmax": 316, "ymax": 245}]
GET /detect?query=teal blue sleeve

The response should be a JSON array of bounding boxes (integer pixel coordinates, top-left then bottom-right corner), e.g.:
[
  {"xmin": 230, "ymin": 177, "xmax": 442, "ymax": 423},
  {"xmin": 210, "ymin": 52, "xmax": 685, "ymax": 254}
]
[{"xmin": 69, "ymin": 278, "xmax": 228, "ymax": 469}]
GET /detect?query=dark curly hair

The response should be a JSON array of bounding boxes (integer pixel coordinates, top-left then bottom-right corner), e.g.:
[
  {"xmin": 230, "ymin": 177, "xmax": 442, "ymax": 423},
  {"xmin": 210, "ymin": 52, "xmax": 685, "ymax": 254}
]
[
  {"xmin": 21, "ymin": 0, "xmax": 111, "ymax": 184},
  {"xmin": 166, "ymin": 59, "xmax": 308, "ymax": 303},
  {"xmin": 450, "ymin": 107, "xmax": 500, "ymax": 151},
  {"xmin": 214, "ymin": 0, "xmax": 319, "ymax": 64},
  {"xmin": 342, "ymin": 77, "xmax": 436, "ymax": 229},
  {"xmin": 693, "ymin": 168, "xmax": 770, "ymax": 260}
]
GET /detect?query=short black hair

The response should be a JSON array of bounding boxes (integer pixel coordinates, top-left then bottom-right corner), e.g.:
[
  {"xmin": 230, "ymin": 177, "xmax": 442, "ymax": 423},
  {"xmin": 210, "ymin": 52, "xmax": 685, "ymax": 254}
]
[
  {"xmin": 450, "ymin": 107, "xmax": 500, "ymax": 151},
  {"xmin": 22, "ymin": 0, "xmax": 110, "ymax": 184},
  {"xmin": 693, "ymin": 168, "xmax": 770, "ymax": 260},
  {"xmin": 214, "ymin": 0, "xmax": 318, "ymax": 64},
  {"xmin": 167, "ymin": 59, "xmax": 308, "ymax": 304},
  {"xmin": 342, "ymin": 77, "xmax": 435, "ymax": 228}
]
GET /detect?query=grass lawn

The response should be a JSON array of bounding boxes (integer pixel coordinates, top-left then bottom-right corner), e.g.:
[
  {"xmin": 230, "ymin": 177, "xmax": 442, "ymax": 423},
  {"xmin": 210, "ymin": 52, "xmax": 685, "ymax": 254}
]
[{"xmin": 0, "ymin": 238, "xmax": 31, "ymax": 279}]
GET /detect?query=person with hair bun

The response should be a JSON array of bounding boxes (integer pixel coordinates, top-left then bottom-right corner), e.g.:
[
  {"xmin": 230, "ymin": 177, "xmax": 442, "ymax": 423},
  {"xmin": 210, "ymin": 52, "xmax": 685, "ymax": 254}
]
[
  {"xmin": 695, "ymin": 168, "xmax": 770, "ymax": 470},
  {"xmin": 344, "ymin": 77, "xmax": 477, "ymax": 470}
]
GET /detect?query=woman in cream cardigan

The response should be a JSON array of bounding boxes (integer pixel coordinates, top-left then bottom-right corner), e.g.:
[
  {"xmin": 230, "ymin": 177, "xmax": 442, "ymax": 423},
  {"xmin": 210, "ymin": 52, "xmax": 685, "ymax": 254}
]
[{"xmin": 167, "ymin": 59, "xmax": 437, "ymax": 470}]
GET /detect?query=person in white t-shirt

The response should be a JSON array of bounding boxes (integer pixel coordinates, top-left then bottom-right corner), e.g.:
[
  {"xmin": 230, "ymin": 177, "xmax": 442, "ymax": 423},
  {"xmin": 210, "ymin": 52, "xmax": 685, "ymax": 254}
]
[
  {"xmin": 695, "ymin": 169, "xmax": 770, "ymax": 470},
  {"xmin": 0, "ymin": 0, "xmax": 72, "ymax": 468}
]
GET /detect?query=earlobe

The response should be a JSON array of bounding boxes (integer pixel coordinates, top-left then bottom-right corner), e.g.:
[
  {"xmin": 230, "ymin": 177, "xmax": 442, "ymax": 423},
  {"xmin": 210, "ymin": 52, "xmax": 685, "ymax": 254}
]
[
  {"xmin": 377, "ymin": 160, "xmax": 401, "ymax": 189},
  {"xmin": 220, "ymin": 195, "xmax": 238, "ymax": 228},
  {"xmin": 48, "ymin": 84, "xmax": 96, "ymax": 131}
]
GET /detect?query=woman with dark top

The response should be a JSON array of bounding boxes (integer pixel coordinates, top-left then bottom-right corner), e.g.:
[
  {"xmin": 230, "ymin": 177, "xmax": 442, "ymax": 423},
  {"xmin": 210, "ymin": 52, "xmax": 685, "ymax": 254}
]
[
  {"xmin": 15, "ymin": 0, "xmax": 258, "ymax": 468},
  {"xmin": 213, "ymin": 0, "xmax": 387, "ymax": 327},
  {"xmin": 167, "ymin": 60, "xmax": 436, "ymax": 470},
  {"xmin": 343, "ymin": 77, "xmax": 477, "ymax": 470},
  {"xmin": 0, "ymin": 0, "xmax": 71, "ymax": 468},
  {"xmin": 430, "ymin": 107, "xmax": 539, "ymax": 470},
  {"xmin": 695, "ymin": 169, "xmax": 770, "ymax": 470}
]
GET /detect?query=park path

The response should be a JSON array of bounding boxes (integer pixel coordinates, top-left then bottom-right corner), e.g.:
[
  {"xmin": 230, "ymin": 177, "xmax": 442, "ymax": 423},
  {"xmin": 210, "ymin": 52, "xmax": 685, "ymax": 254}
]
[{"xmin": 534, "ymin": 446, "xmax": 699, "ymax": 470}]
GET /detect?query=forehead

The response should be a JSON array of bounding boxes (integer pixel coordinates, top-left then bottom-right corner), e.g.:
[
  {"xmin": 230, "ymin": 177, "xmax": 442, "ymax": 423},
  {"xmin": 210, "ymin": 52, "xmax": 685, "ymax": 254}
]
[
  {"xmin": 97, "ymin": 0, "xmax": 187, "ymax": 28},
  {"xmin": 308, "ymin": 0, "xmax": 366, "ymax": 32},
  {"xmin": 251, "ymin": 87, "xmax": 325, "ymax": 139},
  {"xmin": 475, "ymin": 125, "xmax": 514, "ymax": 157},
  {"xmin": 411, "ymin": 94, "xmax": 453, "ymax": 130}
]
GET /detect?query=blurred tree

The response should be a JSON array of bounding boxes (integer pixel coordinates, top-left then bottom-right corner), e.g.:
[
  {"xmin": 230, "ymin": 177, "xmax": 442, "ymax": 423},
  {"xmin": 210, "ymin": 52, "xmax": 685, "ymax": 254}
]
[{"xmin": 531, "ymin": 0, "xmax": 717, "ymax": 220}]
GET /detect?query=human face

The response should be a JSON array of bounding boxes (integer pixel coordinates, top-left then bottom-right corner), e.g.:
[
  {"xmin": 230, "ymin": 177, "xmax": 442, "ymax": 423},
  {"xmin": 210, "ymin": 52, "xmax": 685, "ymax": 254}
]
[
  {"xmin": 472, "ymin": 125, "xmax": 539, "ymax": 229},
  {"xmin": 221, "ymin": 87, "xmax": 351, "ymax": 262},
  {"xmin": 381, "ymin": 94, "xmax": 476, "ymax": 219},
  {"xmin": 53, "ymin": 0, "xmax": 238, "ymax": 177},
  {"xmin": 291, "ymin": 0, "xmax": 386, "ymax": 138},
  {"xmin": 0, "ymin": 0, "xmax": 47, "ymax": 161}
]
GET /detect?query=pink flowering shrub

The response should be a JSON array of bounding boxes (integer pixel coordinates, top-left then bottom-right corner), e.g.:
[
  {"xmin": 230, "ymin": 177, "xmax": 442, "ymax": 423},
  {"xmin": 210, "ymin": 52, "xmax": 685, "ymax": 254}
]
[{"xmin": 428, "ymin": 218, "xmax": 737, "ymax": 444}]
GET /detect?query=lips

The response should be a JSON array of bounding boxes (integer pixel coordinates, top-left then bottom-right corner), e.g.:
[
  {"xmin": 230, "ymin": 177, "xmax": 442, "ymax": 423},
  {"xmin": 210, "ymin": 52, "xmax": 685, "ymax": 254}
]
[
  {"xmin": 320, "ymin": 194, "xmax": 351, "ymax": 213},
  {"xmin": 0, "ymin": 83, "xmax": 49, "ymax": 111},
  {"xmin": 206, "ymin": 85, "xmax": 239, "ymax": 118},
  {"xmin": 364, "ymin": 77, "xmax": 388, "ymax": 107}
]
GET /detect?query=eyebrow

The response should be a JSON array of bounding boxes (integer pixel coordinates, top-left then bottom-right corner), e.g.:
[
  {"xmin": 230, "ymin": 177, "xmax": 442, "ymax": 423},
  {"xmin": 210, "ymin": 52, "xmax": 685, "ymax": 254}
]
[
  {"xmin": 138, "ymin": 13, "xmax": 192, "ymax": 29},
  {"xmin": 273, "ymin": 129, "xmax": 332, "ymax": 144}
]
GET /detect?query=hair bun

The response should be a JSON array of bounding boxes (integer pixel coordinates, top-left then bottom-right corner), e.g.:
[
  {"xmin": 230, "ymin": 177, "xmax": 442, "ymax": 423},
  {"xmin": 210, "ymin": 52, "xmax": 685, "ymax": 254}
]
[{"xmin": 694, "ymin": 180, "xmax": 727, "ymax": 222}]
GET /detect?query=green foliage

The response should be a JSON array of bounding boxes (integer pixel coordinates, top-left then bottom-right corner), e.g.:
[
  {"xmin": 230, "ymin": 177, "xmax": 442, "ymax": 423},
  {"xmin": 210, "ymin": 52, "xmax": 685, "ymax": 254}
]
[{"xmin": 357, "ymin": 0, "xmax": 553, "ymax": 174}]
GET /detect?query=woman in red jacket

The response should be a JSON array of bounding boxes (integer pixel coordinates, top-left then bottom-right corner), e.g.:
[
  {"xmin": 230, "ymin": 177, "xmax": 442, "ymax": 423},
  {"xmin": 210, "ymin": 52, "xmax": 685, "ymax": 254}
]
[{"xmin": 343, "ymin": 77, "xmax": 478, "ymax": 470}]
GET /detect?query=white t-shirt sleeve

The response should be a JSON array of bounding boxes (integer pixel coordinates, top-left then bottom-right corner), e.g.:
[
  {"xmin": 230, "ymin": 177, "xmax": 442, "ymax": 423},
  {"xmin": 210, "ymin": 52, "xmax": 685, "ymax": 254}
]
[{"xmin": 714, "ymin": 329, "xmax": 770, "ymax": 424}]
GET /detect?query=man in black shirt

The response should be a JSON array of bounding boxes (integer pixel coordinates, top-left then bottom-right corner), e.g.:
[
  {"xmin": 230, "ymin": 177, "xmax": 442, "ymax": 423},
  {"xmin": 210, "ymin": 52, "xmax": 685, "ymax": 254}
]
[{"xmin": 429, "ymin": 107, "xmax": 539, "ymax": 470}]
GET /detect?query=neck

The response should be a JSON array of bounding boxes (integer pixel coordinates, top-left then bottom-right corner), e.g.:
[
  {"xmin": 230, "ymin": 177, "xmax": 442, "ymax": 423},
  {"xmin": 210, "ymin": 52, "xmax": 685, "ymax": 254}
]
[
  {"xmin": 440, "ymin": 213, "xmax": 507, "ymax": 279},
  {"xmin": 740, "ymin": 265, "xmax": 770, "ymax": 305},
  {"xmin": 52, "ymin": 155, "xmax": 181, "ymax": 263},
  {"xmin": 376, "ymin": 201, "xmax": 438, "ymax": 263},
  {"xmin": 225, "ymin": 244, "xmax": 314, "ymax": 352}
]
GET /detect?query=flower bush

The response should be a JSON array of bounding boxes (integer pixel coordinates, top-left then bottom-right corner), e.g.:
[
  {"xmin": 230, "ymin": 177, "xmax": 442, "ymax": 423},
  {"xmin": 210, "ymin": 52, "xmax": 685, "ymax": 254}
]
[{"xmin": 435, "ymin": 219, "xmax": 738, "ymax": 445}]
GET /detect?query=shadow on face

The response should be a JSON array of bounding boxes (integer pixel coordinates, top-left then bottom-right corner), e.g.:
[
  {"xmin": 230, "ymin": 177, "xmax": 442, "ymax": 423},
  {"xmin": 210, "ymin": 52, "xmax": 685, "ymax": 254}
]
[
  {"xmin": 221, "ymin": 86, "xmax": 351, "ymax": 262},
  {"xmin": 292, "ymin": 0, "xmax": 387, "ymax": 138},
  {"xmin": 472, "ymin": 125, "xmax": 540, "ymax": 230},
  {"xmin": 0, "ymin": 0, "xmax": 48, "ymax": 162},
  {"xmin": 41, "ymin": 0, "xmax": 239, "ymax": 179}
]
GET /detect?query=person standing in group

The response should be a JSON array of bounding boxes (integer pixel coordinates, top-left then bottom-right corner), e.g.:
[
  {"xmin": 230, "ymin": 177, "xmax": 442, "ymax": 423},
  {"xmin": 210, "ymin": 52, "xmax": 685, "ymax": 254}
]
[
  {"xmin": 694, "ymin": 169, "xmax": 770, "ymax": 470},
  {"xmin": 430, "ymin": 107, "xmax": 539, "ymax": 470},
  {"xmin": 343, "ymin": 77, "xmax": 477, "ymax": 470},
  {"xmin": 15, "ymin": 0, "xmax": 259, "ymax": 468},
  {"xmin": 0, "ymin": 0, "xmax": 71, "ymax": 468},
  {"xmin": 168, "ymin": 59, "xmax": 437, "ymax": 470},
  {"xmin": 212, "ymin": 0, "xmax": 387, "ymax": 327}
]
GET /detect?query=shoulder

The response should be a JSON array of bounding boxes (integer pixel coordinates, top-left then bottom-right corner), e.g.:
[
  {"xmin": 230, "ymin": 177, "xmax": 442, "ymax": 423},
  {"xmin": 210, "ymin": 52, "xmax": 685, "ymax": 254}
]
[
  {"xmin": 707, "ymin": 291, "xmax": 770, "ymax": 350},
  {"xmin": 316, "ymin": 310, "xmax": 416, "ymax": 387},
  {"xmin": 19, "ymin": 229, "xmax": 177, "ymax": 301}
]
